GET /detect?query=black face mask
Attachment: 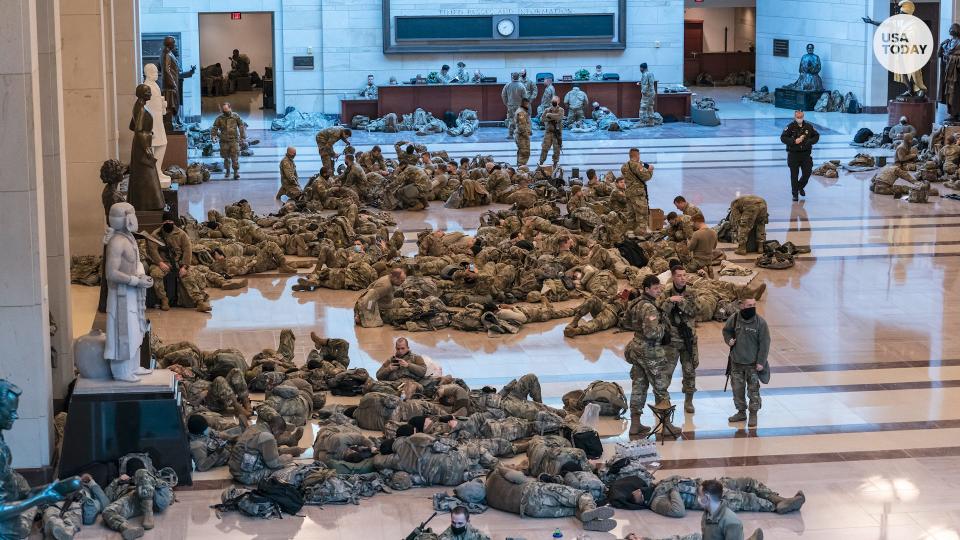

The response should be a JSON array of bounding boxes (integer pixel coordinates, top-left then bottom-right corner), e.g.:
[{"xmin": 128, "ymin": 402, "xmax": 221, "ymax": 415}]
[
  {"xmin": 451, "ymin": 526, "xmax": 467, "ymax": 535},
  {"xmin": 162, "ymin": 223, "xmax": 175, "ymax": 233},
  {"xmin": 740, "ymin": 307, "xmax": 756, "ymax": 319},
  {"xmin": 674, "ymin": 284, "xmax": 686, "ymax": 293}
]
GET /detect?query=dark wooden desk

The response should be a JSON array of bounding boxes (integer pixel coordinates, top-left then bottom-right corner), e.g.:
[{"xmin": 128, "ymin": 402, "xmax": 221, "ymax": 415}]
[
  {"xmin": 657, "ymin": 92, "xmax": 693, "ymax": 121},
  {"xmin": 378, "ymin": 81, "xmax": 675, "ymax": 121},
  {"xmin": 341, "ymin": 99, "xmax": 379, "ymax": 124}
]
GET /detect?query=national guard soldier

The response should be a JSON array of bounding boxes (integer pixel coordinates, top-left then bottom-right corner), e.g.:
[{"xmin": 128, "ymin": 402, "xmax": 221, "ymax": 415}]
[
  {"xmin": 515, "ymin": 98, "xmax": 532, "ymax": 166},
  {"xmin": 210, "ymin": 102, "xmax": 246, "ymax": 179}
]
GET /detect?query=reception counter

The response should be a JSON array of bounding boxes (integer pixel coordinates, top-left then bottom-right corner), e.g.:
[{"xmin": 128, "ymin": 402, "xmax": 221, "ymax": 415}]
[{"xmin": 343, "ymin": 81, "xmax": 691, "ymax": 123}]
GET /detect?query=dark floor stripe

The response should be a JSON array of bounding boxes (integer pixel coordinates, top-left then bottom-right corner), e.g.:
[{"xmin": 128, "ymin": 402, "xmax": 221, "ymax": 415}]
[
  {"xmin": 678, "ymin": 418, "xmax": 960, "ymax": 441},
  {"xmin": 765, "ymin": 222, "xmax": 960, "ymax": 233},
  {"xmin": 689, "ymin": 358, "xmax": 960, "ymax": 378},
  {"xmin": 656, "ymin": 446, "xmax": 960, "ymax": 470},
  {"xmin": 686, "ymin": 379, "xmax": 960, "ymax": 400}
]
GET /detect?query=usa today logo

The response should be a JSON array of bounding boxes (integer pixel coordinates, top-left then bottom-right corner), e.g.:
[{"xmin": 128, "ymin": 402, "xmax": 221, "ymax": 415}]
[{"xmin": 873, "ymin": 14, "xmax": 933, "ymax": 74}]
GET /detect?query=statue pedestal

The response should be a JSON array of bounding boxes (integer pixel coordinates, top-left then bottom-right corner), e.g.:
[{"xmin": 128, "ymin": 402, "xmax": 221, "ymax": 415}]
[
  {"xmin": 162, "ymin": 130, "xmax": 188, "ymax": 171},
  {"xmin": 774, "ymin": 88, "xmax": 824, "ymax": 111},
  {"xmin": 57, "ymin": 369, "xmax": 193, "ymax": 486},
  {"xmin": 889, "ymin": 100, "xmax": 935, "ymax": 137}
]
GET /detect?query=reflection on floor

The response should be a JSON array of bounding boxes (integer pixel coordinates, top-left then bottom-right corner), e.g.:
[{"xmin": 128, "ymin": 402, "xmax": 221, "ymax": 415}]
[{"xmin": 69, "ymin": 88, "xmax": 960, "ymax": 539}]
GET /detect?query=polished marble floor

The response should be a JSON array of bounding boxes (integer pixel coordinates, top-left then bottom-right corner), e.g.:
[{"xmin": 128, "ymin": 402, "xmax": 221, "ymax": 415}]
[{"xmin": 68, "ymin": 88, "xmax": 960, "ymax": 539}]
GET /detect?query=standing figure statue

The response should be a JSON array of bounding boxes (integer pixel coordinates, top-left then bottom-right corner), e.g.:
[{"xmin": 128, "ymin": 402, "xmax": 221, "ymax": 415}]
[
  {"xmin": 784, "ymin": 44, "xmax": 824, "ymax": 92},
  {"xmin": 940, "ymin": 23, "xmax": 960, "ymax": 120},
  {"xmin": 864, "ymin": 1, "xmax": 928, "ymax": 98},
  {"xmin": 128, "ymin": 84, "xmax": 165, "ymax": 212},
  {"xmin": 143, "ymin": 64, "xmax": 171, "ymax": 188},
  {"xmin": 0, "ymin": 380, "xmax": 81, "ymax": 536},
  {"xmin": 103, "ymin": 203, "xmax": 155, "ymax": 383},
  {"xmin": 160, "ymin": 36, "xmax": 196, "ymax": 132}
]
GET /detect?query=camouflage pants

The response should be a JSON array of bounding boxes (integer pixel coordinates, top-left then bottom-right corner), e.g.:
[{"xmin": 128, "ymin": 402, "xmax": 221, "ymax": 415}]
[
  {"xmin": 42, "ymin": 504, "xmax": 81, "ymax": 539},
  {"xmin": 250, "ymin": 241, "xmax": 288, "ymax": 273},
  {"xmin": 625, "ymin": 339, "xmax": 670, "ymax": 415},
  {"xmin": 640, "ymin": 94, "xmax": 656, "ymax": 117},
  {"xmin": 735, "ymin": 207, "xmax": 767, "ymax": 252},
  {"xmin": 505, "ymin": 107, "xmax": 519, "ymax": 137},
  {"xmin": 565, "ymin": 298, "xmax": 618, "ymax": 336},
  {"xmin": 516, "ymin": 135, "xmax": 530, "ymax": 166},
  {"xmin": 719, "ymin": 477, "xmax": 777, "ymax": 512},
  {"xmin": 102, "ymin": 471, "xmax": 158, "ymax": 531},
  {"xmin": 730, "ymin": 362, "xmax": 761, "ymax": 412},
  {"xmin": 871, "ymin": 182, "xmax": 911, "ymax": 197},
  {"xmin": 520, "ymin": 482, "xmax": 593, "ymax": 520},
  {"xmin": 665, "ymin": 338, "xmax": 699, "ymax": 395},
  {"xmin": 320, "ymin": 148, "xmax": 335, "ymax": 174},
  {"xmin": 501, "ymin": 373, "xmax": 542, "ymax": 402},
  {"xmin": 148, "ymin": 264, "xmax": 209, "ymax": 306},
  {"xmin": 628, "ymin": 193, "xmax": 650, "ymax": 233},
  {"xmin": 277, "ymin": 178, "xmax": 303, "ymax": 200},
  {"xmin": 539, "ymin": 131, "xmax": 561, "ymax": 166},
  {"xmin": 220, "ymin": 140, "xmax": 240, "ymax": 173}
]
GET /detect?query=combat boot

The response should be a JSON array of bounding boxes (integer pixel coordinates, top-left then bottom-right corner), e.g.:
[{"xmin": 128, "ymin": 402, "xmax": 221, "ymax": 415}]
[
  {"xmin": 195, "ymin": 301, "xmax": 212, "ymax": 313},
  {"xmin": 728, "ymin": 410, "xmax": 747, "ymax": 422},
  {"xmin": 278, "ymin": 262, "xmax": 298, "ymax": 274},
  {"xmin": 747, "ymin": 529, "xmax": 764, "ymax": 540},
  {"xmin": 628, "ymin": 412, "xmax": 651, "ymax": 436},
  {"xmin": 563, "ymin": 325, "xmax": 581, "ymax": 338},
  {"xmin": 220, "ymin": 278, "xmax": 247, "ymax": 290},
  {"xmin": 511, "ymin": 440, "xmax": 530, "ymax": 454},
  {"xmin": 140, "ymin": 497, "xmax": 155, "ymax": 530},
  {"xmin": 233, "ymin": 172, "xmax": 240, "ymax": 180},
  {"xmin": 748, "ymin": 411, "xmax": 758, "ymax": 427},
  {"xmin": 752, "ymin": 282, "xmax": 767, "ymax": 300},
  {"xmin": 159, "ymin": 298, "xmax": 170, "ymax": 311},
  {"xmin": 576, "ymin": 494, "xmax": 615, "ymax": 522},
  {"xmin": 120, "ymin": 525, "xmax": 145, "ymax": 540},
  {"xmin": 684, "ymin": 393, "xmax": 695, "ymax": 413},
  {"xmin": 775, "ymin": 491, "xmax": 806, "ymax": 514},
  {"xmin": 583, "ymin": 519, "xmax": 617, "ymax": 532},
  {"xmin": 735, "ymin": 247, "xmax": 748, "ymax": 256},
  {"xmin": 223, "ymin": 170, "xmax": 231, "ymax": 179}
]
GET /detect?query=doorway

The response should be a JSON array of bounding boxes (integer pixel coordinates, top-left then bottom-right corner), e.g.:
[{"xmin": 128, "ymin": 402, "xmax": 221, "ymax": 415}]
[
  {"xmin": 198, "ymin": 12, "xmax": 275, "ymax": 121},
  {"xmin": 683, "ymin": 0, "xmax": 756, "ymax": 87}
]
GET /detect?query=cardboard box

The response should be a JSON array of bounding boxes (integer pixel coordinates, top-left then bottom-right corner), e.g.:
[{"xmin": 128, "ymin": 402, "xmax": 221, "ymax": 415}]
[{"xmin": 650, "ymin": 208, "xmax": 664, "ymax": 231}]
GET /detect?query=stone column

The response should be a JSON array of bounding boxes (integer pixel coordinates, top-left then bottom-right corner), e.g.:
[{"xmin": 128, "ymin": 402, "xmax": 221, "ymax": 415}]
[
  {"xmin": 113, "ymin": 0, "xmax": 141, "ymax": 163},
  {"xmin": 36, "ymin": 0, "xmax": 74, "ymax": 399},
  {"xmin": 0, "ymin": 0, "xmax": 56, "ymax": 468},
  {"xmin": 61, "ymin": 0, "xmax": 118, "ymax": 255}
]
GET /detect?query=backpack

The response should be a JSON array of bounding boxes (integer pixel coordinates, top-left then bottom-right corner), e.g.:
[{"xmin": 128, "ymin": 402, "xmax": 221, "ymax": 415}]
[
  {"xmin": 570, "ymin": 429, "xmax": 603, "ymax": 459},
  {"xmin": 615, "ymin": 238, "xmax": 648, "ymax": 268},
  {"xmin": 257, "ymin": 478, "xmax": 304, "ymax": 515},
  {"xmin": 581, "ymin": 381, "xmax": 628, "ymax": 417},
  {"xmin": 844, "ymin": 92, "xmax": 861, "ymax": 114},
  {"xmin": 853, "ymin": 128, "xmax": 873, "ymax": 144},
  {"xmin": 214, "ymin": 487, "xmax": 282, "ymax": 519}
]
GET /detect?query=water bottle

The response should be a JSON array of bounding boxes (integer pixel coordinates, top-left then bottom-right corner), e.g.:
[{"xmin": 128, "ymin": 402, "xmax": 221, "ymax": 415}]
[{"xmin": 552, "ymin": 528, "xmax": 563, "ymax": 538}]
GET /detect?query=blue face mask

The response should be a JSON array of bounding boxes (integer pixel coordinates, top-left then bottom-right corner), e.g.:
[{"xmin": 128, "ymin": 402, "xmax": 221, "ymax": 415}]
[{"xmin": 353, "ymin": 245, "xmax": 362, "ymax": 253}]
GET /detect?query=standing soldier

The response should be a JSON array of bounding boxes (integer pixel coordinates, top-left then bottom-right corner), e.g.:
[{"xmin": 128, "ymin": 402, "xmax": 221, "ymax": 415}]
[
  {"xmin": 539, "ymin": 97, "xmax": 564, "ymax": 168},
  {"xmin": 658, "ymin": 264, "xmax": 699, "ymax": 414},
  {"xmin": 359, "ymin": 74, "xmax": 378, "ymax": 99},
  {"xmin": 276, "ymin": 146, "xmax": 301, "ymax": 201},
  {"xmin": 730, "ymin": 195, "xmax": 768, "ymax": 255},
  {"xmin": 636, "ymin": 62, "xmax": 657, "ymax": 122},
  {"xmin": 538, "ymin": 76, "xmax": 556, "ymax": 118},
  {"xmin": 622, "ymin": 275, "xmax": 675, "ymax": 436},
  {"xmin": 515, "ymin": 98, "xmax": 532, "ymax": 166},
  {"xmin": 210, "ymin": 102, "xmax": 246, "ymax": 180},
  {"xmin": 722, "ymin": 299, "xmax": 770, "ymax": 428},
  {"xmin": 315, "ymin": 126, "xmax": 352, "ymax": 174},
  {"xmin": 621, "ymin": 148, "xmax": 654, "ymax": 233},
  {"xmin": 520, "ymin": 69, "xmax": 538, "ymax": 103},
  {"xmin": 501, "ymin": 72, "xmax": 526, "ymax": 139}
]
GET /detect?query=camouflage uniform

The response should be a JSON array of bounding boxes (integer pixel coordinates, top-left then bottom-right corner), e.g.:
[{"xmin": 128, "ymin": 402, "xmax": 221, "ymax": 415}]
[
  {"xmin": 189, "ymin": 431, "xmax": 232, "ymax": 472},
  {"xmin": 484, "ymin": 466, "xmax": 614, "ymax": 528},
  {"xmin": 502, "ymin": 78, "xmax": 526, "ymax": 138},
  {"xmin": 102, "ymin": 468, "xmax": 174, "ymax": 534},
  {"xmin": 499, "ymin": 373, "xmax": 543, "ymax": 403},
  {"xmin": 539, "ymin": 105, "xmax": 564, "ymax": 166},
  {"xmin": 315, "ymin": 126, "xmax": 350, "ymax": 173},
  {"xmin": 870, "ymin": 165, "xmax": 914, "ymax": 196},
  {"xmin": 537, "ymin": 84, "xmax": 555, "ymax": 117},
  {"xmin": 638, "ymin": 71, "xmax": 657, "ymax": 120},
  {"xmin": 438, "ymin": 523, "xmax": 490, "ymax": 540},
  {"xmin": 730, "ymin": 195, "xmax": 768, "ymax": 254},
  {"xmin": 211, "ymin": 240, "xmax": 294, "ymax": 276},
  {"xmin": 294, "ymin": 261, "xmax": 377, "ymax": 291},
  {"xmin": 146, "ymin": 226, "xmax": 209, "ymax": 310},
  {"xmin": 277, "ymin": 155, "xmax": 302, "ymax": 200},
  {"xmin": 210, "ymin": 111, "xmax": 246, "ymax": 177},
  {"xmin": 563, "ymin": 87, "xmax": 588, "ymax": 124},
  {"xmin": 515, "ymin": 107, "xmax": 532, "ymax": 166},
  {"xmin": 228, "ymin": 423, "xmax": 287, "ymax": 485},
  {"xmin": 667, "ymin": 215, "xmax": 696, "ymax": 242},
  {"xmin": 623, "ymin": 294, "xmax": 670, "ymax": 416},
  {"xmin": 622, "ymin": 159, "xmax": 653, "ymax": 233},
  {"xmin": 658, "ymin": 284, "xmax": 699, "ymax": 397},
  {"xmin": 564, "ymin": 296, "xmax": 624, "ymax": 337}
]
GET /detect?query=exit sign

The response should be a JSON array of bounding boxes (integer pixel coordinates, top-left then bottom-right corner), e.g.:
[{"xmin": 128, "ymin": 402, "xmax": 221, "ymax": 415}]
[{"xmin": 230, "ymin": 12, "xmax": 242, "ymax": 20}]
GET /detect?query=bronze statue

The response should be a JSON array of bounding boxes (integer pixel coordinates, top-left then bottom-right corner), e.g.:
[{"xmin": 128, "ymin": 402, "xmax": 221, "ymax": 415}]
[
  {"xmin": 160, "ymin": 36, "xmax": 195, "ymax": 132},
  {"xmin": 784, "ymin": 44, "xmax": 824, "ymax": 92},
  {"xmin": 100, "ymin": 159, "xmax": 127, "ymax": 220},
  {"xmin": 0, "ymin": 380, "xmax": 81, "ymax": 535},
  {"xmin": 940, "ymin": 23, "xmax": 960, "ymax": 120},
  {"xmin": 127, "ymin": 84, "xmax": 165, "ymax": 212}
]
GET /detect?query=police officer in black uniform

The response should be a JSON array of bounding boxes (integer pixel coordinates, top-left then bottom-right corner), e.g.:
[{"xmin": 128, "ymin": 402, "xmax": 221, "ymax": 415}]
[{"xmin": 780, "ymin": 110, "xmax": 820, "ymax": 201}]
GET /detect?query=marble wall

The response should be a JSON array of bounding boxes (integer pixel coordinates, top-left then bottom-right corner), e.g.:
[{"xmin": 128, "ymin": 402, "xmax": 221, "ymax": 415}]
[
  {"xmin": 755, "ymin": 0, "xmax": 872, "ymax": 100},
  {"xmin": 140, "ymin": 0, "xmax": 684, "ymax": 116}
]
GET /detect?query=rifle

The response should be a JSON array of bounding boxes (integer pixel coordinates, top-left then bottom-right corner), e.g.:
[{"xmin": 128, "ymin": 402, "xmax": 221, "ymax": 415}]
[
  {"xmin": 404, "ymin": 511, "xmax": 438, "ymax": 540},
  {"xmin": 724, "ymin": 351, "xmax": 732, "ymax": 392}
]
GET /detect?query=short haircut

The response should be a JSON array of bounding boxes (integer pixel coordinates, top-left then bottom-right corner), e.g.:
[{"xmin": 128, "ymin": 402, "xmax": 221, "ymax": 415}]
[
  {"xmin": 666, "ymin": 211, "xmax": 678, "ymax": 220},
  {"xmin": 629, "ymin": 148, "xmax": 639, "ymax": 154},
  {"xmin": 521, "ymin": 97, "xmax": 530, "ymax": 104},
  {"xmin": 396, "ymin": 424, "xmax": 415, "ymax": 437},
  {"xmin": 395, "ymin": 336, "xmax": 409, "ymax": 347},
  {"xmin": 692, "ymin": 214, "xmax": 705, "ymax": 224},
  {"xmin": 451, "ymin": 506, "xmax": 469, "ymax": 520},
  {"xmin": 586, "ymin": 168, "xmax": 597, "ymax": 179},
  {"xmin": 642, "ymin": 275, "xmax": 660, "ymax": 290},
  {"xmin": 674, "ymin": 195, "xmax": 687, "ymax": 204},
  {"xmin": 669, "ymin": 259, "xmax": 684, "ymax": 273},
  {"xmin": 442, "ymin": 64, "xmax": 450, "ymax": 70},
  {"xmin": 187, "ymin": 414, "xmax": 208, "ymax": 435},
  {"xmin": 596, "ymin": 64, "xmax": 602, "ymax": 69},
  {"xmin": 342, "ymin": 128, "xmax": 352, "ymax": 136},
  {"xmin": 367, "ymin": 74, "xmax": 374, "ymax": 78},
  {"xmin": 372, "ymin": 145, "xmax": 381, "ymax": 152},
  {"xmin": 701, "ymin": 479, "xmax": 724, "ymax": 500}
]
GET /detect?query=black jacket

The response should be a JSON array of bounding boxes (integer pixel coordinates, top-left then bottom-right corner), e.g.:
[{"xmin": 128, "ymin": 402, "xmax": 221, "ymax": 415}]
[{"xmin": 780, "ymin": 121, "xmax": 820, "ymax": 153}]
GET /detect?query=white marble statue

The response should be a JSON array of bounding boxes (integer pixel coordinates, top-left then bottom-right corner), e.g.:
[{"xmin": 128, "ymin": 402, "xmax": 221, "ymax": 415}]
[
  {"xmin": 143, "ymin": 64, "xmax": 171, "ymax": 188},
  {"xmin": 103, "ymin": 202, "xmax": 154, "ymax": 382}
]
